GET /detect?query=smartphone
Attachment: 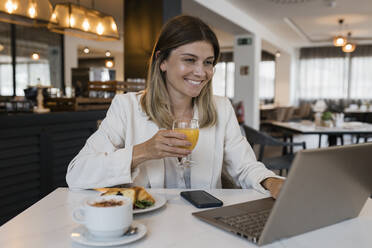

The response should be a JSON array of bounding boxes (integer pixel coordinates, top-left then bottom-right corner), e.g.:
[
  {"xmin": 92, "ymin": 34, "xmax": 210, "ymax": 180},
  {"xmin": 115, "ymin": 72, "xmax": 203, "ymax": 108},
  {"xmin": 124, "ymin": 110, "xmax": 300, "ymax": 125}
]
[{"xmin": 180, "ymin": 190, "xmax": 223, "ymax": 208}]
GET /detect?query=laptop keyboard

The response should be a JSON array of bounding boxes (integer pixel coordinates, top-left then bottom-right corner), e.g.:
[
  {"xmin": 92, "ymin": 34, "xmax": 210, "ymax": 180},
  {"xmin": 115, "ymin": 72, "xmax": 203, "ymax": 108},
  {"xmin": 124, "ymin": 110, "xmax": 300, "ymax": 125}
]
[{"xmin": 216, "ymin": 209, "xmax": 271, "ymax": 242}]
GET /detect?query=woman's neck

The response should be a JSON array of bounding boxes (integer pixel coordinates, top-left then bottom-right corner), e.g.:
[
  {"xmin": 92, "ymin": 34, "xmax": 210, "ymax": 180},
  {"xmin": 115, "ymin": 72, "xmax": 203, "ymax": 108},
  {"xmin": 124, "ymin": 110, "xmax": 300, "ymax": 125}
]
[{"xmin": 170, "ymin": 96, "xmax": 193, "ymax": 120}]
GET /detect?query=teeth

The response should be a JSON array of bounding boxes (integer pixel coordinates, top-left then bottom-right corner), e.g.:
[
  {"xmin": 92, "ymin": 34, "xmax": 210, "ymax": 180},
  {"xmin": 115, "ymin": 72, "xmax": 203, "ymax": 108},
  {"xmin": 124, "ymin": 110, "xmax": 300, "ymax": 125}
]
[{"xmin": 187, "ymin": 79, "xmax": 201, "ymax": 85}]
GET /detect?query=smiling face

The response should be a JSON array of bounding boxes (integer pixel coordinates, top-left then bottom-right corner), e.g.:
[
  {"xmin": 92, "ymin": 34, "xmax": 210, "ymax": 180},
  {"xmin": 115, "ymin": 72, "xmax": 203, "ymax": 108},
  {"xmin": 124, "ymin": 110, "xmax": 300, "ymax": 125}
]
[{"xmin": 160, "ymin": 41, "xmax": 215, "ymax": 102}]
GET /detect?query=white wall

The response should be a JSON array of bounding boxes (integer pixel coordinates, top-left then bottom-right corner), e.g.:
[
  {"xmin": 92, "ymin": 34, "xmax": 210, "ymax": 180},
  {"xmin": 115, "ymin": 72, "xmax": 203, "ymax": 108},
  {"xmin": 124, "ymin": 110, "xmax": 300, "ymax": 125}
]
[
  {"xmin": 275, "ymin": 52, "xmax": 291, "ymax": 106},
  {"xmin": 234, "ymin": 34, "xmax": 261, "ymax": 129}
]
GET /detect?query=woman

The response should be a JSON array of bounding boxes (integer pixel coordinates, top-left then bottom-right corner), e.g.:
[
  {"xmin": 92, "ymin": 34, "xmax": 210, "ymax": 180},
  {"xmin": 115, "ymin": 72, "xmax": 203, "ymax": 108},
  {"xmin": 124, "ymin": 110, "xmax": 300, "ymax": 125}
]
[{"xmin": 66, "ymin": 15, "xmax": 284, "ymax": 198}]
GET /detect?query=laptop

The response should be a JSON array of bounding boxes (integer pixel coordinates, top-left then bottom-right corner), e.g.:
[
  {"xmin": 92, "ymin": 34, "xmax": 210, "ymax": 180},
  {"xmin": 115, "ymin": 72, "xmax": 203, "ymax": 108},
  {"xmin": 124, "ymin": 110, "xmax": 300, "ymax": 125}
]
[{"xmin": 193, "ymin": 143, "xmax": 372, "ymax": 246}]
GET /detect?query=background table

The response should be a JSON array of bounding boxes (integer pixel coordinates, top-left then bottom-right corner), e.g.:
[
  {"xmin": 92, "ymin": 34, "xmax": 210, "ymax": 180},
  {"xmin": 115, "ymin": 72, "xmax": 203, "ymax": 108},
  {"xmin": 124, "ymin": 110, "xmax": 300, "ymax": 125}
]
[
  {"xmin": 270, "ymin": 121, "xmax": 372, "ymax": 147},
  {"xmin": 0, "ymin": 188, "xmax": 371, "ymax": 248}
]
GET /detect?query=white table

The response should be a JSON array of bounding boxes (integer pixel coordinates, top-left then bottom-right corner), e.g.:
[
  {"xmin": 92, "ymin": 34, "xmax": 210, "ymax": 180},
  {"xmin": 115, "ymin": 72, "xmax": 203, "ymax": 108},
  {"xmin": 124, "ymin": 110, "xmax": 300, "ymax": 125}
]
[
  {"xmin": 0, "ymin": 188, "xmax": 371, "ymax": 248},
  {"xmin": 271, "ymin": 121, "xmax": 372, "ymax": 147}
]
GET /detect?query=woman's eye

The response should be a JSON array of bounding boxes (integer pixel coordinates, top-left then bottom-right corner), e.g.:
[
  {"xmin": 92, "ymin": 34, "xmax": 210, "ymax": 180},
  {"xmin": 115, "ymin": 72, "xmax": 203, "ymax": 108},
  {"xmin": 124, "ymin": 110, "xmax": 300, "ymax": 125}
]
[
  {"xmin": 184, "ymin": 58, "xmax": 195, "ymax": 63},
  {"xmin": 205, "ymin": 60, "xmax": 214, "ymax": 66}
]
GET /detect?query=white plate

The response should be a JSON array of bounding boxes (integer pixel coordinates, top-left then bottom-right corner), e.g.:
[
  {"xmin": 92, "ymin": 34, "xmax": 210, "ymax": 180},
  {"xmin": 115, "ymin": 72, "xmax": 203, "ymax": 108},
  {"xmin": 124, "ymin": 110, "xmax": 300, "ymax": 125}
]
[
  {"xmin": 133, "ymin": 194, "xmax": 167, "ymax": 214},
  {"xmin": 71, "ymin": 221, "xmax": 146, "ymax": 247}
]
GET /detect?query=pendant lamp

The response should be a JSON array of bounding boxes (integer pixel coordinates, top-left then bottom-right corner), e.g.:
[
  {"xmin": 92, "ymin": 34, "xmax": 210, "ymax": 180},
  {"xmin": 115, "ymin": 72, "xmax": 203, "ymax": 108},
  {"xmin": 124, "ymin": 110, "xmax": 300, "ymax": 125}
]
[
  {"xmin": 333, "ymin": 19, "xmax": 346, "ymax": 47},
  {"xmin": 48, "ymin": 2, "xmax": 119, "ymax": 41},
  {"xmin": 0, "ymin": 0, "xmax": 55, "ymax": 26},
  {"xmin": 342, "ymin": 32, "xmax": 356, "ymax": 53}
]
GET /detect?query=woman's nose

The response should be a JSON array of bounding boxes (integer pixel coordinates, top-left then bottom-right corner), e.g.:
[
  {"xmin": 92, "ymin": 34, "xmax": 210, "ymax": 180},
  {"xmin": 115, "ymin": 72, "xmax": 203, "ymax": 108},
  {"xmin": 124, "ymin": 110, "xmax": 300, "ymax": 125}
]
[{"xmin": 193, "ymin": 63, "xmax": 207, "ymax": 77}]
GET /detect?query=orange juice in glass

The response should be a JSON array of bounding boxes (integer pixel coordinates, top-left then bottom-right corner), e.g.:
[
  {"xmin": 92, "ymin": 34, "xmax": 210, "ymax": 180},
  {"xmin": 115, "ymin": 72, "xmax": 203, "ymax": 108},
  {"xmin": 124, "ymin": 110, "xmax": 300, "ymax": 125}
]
[
  {"xmin": 174, "ymin": 128, "xmax": 199, "ymax": 150},
  {"xmin": 172, "ymin": 119, "xmax": 199, "ymax": 167}
]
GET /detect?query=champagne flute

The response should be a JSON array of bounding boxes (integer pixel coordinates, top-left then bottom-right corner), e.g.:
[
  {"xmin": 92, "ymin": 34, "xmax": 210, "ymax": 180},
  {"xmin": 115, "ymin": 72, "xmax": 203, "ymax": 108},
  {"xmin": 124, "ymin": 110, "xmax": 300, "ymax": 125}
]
[{"xmin": 172, "ymin": 119, "xmax": 199, "ymax": 167}]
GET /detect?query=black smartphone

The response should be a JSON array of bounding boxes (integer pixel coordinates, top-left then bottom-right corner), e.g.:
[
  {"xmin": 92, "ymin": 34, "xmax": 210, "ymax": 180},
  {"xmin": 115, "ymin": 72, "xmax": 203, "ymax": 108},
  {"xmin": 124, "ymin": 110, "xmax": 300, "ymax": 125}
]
[{"xmin": 180, "ymin": 190, "xmax": 223, "ymax": 208}]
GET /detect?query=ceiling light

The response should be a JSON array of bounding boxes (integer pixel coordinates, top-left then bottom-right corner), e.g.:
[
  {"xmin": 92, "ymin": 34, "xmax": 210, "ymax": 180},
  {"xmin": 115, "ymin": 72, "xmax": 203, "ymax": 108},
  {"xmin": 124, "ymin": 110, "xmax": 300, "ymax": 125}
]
[
  {"xmin": 275, "ymin": 51, "xmax": 281, "ymax": 58},
  {"xmin": 342, "ymin": 32, "xmax": 356, "ymax": 53},
  {"xmin": 31, "ymin": 52, "xmax": 40, "ymax": 60},
  {"xmin": 83, "ymin": 47, "xmax": 89, "ymax": 54},
  {"xmin": 105, "ymin": 50, "xmax": 111, "ymax": 57},
  {"xmin": 333, "ymin": 36, "xmax": 346, "ymax": 47},
  {"xmin": 48, "ymin": 3, "xmax": 119, "ymax": 41},
  {"xmin": 342, "ymin": 43, "xmax": 356, "ymax": 53},
  {"xmin": 105, "ymin": 60, "xmax": 114, "ymax": 68},
  {"xmin": 0, "ymin": 0, "xmax": 55, "ymax": 26},
  {"xmin": 333, "ymin": 19, "xmax": 347, "ymax": 47}
]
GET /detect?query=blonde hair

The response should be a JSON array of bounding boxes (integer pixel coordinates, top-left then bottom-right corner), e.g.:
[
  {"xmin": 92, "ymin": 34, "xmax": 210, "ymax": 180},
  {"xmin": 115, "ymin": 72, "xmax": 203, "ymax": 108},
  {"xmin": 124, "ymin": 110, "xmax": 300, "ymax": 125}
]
[{"xmin": 140, "ymin": 15, "xmax": 219, "ymax": 129}]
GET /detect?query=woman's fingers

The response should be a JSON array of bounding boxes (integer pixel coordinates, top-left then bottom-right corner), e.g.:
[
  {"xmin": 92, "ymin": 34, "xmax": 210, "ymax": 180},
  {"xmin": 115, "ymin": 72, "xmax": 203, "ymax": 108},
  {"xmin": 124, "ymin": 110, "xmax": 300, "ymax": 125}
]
[
  {"xmin": 160, "ymin": 130, "xmax": 187, "ymax": 139},
  {"xmin": 159, "ymin": 143, "xmax": 191, "ymax": 157},
  {"xmin": 162, "ymin": 137, "xmax": 191, "ymax": 148},
  {"xmin": 142, "ymin": 130, "xmax": 193, "ymax": 160},
  {"xmin": 157, "ymin": 130, "xmax": 191, "ymax": 148}
]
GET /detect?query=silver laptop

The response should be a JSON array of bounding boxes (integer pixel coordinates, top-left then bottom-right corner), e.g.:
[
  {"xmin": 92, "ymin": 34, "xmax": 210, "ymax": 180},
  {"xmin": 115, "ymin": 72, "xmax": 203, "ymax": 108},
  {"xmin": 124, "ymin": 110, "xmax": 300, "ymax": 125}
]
[{"xmin": 193, "ymin": 143, "xmax": 372, "ymax": 246}]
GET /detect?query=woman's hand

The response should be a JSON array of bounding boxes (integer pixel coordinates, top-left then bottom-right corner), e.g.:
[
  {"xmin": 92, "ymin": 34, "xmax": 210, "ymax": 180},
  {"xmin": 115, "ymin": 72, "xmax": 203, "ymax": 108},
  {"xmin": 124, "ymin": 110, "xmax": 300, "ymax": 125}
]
[
  {"xmin": 261, "ymin": 177, "xmax": 285, "ymax": 199},
  {"xmin": 131, "ymin": 130, "xmax": 192, "ymax": 168}
]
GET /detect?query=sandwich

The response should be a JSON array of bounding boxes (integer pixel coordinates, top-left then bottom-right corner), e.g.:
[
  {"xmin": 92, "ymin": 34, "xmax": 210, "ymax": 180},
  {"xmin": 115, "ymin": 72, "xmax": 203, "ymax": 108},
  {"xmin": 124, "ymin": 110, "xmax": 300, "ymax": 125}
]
[{"xmin": 95, "ymin": 187, "xmax": 155, "ymax": 209}]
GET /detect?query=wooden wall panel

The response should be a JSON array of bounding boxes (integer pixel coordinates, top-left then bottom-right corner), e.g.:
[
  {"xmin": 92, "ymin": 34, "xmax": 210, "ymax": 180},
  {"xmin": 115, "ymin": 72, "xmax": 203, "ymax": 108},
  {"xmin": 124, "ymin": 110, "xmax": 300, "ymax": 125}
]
[{"xmin": 0, "ymin": 110, "xmax": 106, "ymax": 225}]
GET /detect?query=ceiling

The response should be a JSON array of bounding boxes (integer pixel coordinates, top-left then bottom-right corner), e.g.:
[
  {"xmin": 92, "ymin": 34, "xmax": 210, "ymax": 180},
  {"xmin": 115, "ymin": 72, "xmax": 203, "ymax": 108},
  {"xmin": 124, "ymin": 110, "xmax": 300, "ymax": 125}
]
[{"xmin": 225, "ymin": 0, "xmax": 372, "ymax": 47}]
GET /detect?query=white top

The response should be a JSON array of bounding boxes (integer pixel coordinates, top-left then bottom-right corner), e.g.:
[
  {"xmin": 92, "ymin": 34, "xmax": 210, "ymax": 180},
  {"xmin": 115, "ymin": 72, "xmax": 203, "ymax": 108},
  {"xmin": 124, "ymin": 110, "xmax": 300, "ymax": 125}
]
[
  {"xmin": 66, "ymin": 93, "xmax": 277, "ymax": 193},
  {"xmin": 1, "ymin": 188, "xmax": 371, "ymax": 248}
]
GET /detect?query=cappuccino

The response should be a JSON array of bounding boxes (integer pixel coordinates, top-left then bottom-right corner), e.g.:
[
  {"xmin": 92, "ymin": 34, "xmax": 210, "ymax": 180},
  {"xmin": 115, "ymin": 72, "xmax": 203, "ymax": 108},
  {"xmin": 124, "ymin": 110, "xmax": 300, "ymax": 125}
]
[{"xmin": 91, "ymin": 199, "xmax": 124, "ymax": 207}]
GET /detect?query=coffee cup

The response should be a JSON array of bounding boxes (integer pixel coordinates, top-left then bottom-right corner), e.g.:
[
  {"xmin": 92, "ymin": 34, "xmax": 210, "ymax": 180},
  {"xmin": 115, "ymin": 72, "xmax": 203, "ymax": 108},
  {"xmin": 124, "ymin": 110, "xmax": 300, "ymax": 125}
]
[{"xmin": 72, "ymin": 195, "xmax": 133, "ymax": 238}]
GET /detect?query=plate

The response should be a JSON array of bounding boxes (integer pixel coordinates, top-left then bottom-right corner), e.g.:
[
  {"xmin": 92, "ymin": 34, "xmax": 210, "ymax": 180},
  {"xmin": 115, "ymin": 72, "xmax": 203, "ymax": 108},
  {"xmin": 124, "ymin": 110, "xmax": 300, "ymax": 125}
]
[
  {"xmin": 71, "ymin": 221, "xmax": 146, "ymax": 247},
  {"xmin": 134, "ymin": 194, "xmax": 167, "ymax": 214}
]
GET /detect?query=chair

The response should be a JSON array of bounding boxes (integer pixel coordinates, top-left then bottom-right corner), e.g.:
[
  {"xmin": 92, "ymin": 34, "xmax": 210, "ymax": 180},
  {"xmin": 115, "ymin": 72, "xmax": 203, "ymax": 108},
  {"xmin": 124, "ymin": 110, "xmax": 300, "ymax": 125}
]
[
  {"xmin": 242, "ymin": 125, "xmax": 306, "ymax": 176},
  {"xmin": 355, "ymin": 134, "xmax": 372, "ymax": 143}
]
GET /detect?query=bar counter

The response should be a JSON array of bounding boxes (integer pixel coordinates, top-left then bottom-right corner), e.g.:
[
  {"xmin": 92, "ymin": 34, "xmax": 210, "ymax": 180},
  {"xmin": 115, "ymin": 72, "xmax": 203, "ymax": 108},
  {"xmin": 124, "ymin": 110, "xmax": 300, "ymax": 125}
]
[{"xmin": 0, "ymin": 110, "xmax": 106, "ymax": 225}]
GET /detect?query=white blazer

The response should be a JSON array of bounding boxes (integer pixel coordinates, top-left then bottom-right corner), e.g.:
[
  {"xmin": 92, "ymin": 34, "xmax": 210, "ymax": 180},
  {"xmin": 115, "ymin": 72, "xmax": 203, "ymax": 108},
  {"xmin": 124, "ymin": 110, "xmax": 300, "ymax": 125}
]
[{"xmin": 66, "ymin": 93, "xmax": 276, "ymax": 194}]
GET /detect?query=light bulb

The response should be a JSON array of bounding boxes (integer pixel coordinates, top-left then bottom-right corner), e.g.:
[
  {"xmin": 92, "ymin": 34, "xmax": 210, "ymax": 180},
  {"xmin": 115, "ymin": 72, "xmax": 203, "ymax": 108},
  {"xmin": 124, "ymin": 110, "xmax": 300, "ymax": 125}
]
[
  {"xmin": 28, "ymin": 4, "xmax": 37, "ymax": 18},
  {"xmin": 69, "ymin": 16, "xmax": 75, "ymax": 27},
  {"xmin": 342, "ymin": 42, "xmax": 356, "ymax": 53},
  {"xmin": 32, "ymin": 53, "xmax": 40, "ymax": 60},
  {"xmin": 83, "ymin": 47, "xmax": 90, "ymax": 54},
  {"xmin": 333, "ymin": 36, "xmax": 346, "ymax": 47},
  {"xmin": 82, "ymin": 19, "xmax": 90, "ymax": 31},
  {"xmin": 105, "ymin": 50, "xmax": 111, "ymax": 57},
  {"xmin": 96, "ymin": 23, "xmax": 104, "ymax": 35},
  {"xmin": 105, "ymin": 60, "xmax": 114, "ymax": 68},
  {"xmin": 5, "ymin": 0, "xmax": 17, "ymax": 14},
  {"xmin": 111, "ymin": 22, "xmax": 117, "ymax": 31}
]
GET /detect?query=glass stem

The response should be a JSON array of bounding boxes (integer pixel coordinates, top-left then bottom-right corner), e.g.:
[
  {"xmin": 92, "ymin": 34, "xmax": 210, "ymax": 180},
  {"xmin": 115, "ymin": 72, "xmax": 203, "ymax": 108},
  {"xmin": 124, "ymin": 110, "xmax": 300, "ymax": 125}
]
[{"xmin": 181, "ymin": 154, "xmax": 191, "ymax": 165}]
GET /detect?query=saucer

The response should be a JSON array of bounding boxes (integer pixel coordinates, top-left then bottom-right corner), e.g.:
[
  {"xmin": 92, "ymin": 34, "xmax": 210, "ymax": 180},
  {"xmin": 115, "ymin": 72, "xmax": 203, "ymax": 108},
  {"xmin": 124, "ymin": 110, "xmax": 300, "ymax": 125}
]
[{"xmin": 71, "ymin": 221, "xmax": 146, "ymax": 246}]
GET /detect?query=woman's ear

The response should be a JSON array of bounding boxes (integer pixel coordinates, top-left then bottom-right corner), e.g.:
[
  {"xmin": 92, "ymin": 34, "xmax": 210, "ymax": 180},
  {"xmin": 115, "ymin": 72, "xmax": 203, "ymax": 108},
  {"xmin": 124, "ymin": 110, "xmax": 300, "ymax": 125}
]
[{"xmin": 160, "ymin": 61, "xmax": 167, "ymax": 72}]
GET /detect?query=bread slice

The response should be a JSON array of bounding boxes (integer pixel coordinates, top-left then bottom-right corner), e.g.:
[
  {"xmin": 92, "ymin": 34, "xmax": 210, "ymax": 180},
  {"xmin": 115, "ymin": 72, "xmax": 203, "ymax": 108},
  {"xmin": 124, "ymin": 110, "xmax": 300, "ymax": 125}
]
[{"xmin": 133, "ymin": 186, "xmax": 155, "ymax": 203}]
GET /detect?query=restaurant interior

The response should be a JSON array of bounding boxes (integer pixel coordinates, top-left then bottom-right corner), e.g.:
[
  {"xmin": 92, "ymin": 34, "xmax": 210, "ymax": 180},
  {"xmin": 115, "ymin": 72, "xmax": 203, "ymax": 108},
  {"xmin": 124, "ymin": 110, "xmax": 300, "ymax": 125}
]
[{"xmin": 0, "ymin": 0, "xmax": 371, "ymax": 245}]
